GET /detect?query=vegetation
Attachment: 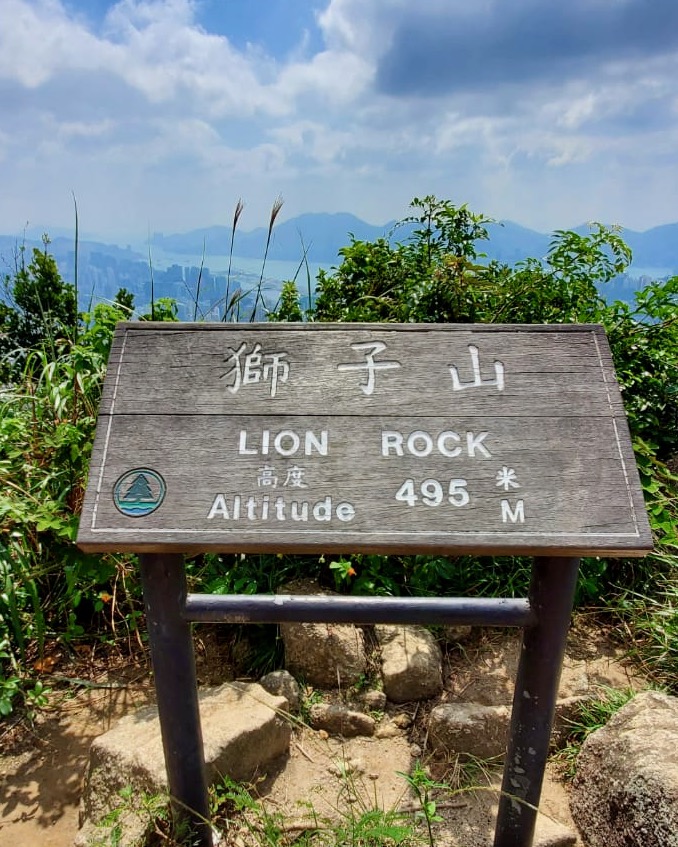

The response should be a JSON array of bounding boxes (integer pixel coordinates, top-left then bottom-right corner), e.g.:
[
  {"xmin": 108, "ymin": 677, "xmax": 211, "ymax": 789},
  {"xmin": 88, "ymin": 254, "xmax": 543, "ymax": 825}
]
[
  {"xmin": 0, "ymin": 197, "xmax": 676, "ymax": 842},
  {"xmin": 92, "ymin": 755, "xmax": 501, "ymax": 846},
  {"xmin": 553, "ymin": 686, "xmax": 638, "ymax": 779}
]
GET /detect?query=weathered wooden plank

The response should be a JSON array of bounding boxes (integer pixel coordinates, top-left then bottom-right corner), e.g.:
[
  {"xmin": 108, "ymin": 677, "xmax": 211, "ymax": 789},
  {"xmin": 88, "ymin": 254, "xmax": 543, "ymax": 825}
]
[
  {"xmin": 98, "ymin": 325, "xmax": 625, "ymax": 418},
  {"xmin": 78, "ymin": 323, "xmax": 652, "ymax": 555}
]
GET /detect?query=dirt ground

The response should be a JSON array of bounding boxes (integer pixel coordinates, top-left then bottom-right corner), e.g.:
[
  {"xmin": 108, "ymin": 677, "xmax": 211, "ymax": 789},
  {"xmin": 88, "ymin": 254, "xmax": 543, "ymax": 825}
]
[{"xmin": 0, "ymin": 620, "xmax": 643, "ymax": 847}]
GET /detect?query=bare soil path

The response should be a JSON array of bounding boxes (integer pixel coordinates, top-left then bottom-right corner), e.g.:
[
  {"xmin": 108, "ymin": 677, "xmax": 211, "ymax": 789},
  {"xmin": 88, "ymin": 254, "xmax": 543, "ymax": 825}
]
[{"xmin": 0, "ymin": 620, "xmax": 642, "ymax": 847}]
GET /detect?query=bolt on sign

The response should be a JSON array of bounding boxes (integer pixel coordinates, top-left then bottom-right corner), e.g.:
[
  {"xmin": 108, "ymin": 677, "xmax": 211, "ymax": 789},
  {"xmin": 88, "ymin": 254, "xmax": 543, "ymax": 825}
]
[{"xmin": 78, "ymin": 322, "xmax": 651, "ymax": 556}]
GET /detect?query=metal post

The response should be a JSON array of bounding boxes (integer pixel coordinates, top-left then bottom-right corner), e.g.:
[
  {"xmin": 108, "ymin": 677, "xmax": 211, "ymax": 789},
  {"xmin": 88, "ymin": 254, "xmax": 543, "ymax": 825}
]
[
  {"xmin": 184, "ymin": 593, "xmax": 535, "ymax": 628},
  {"xmin": 139, "ymin": 553, "xmax": 212, "ymax": 847},
  {"xmin": 493, "ymin": 556, "xmax": 580, "ymax": 847}
]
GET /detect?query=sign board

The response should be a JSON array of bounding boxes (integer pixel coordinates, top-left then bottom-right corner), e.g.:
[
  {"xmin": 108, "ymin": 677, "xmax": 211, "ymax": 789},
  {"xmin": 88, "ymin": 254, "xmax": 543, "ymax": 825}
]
[{"xmin": 77, "ymin": 322, "xmax": 652, "ymax": 556}]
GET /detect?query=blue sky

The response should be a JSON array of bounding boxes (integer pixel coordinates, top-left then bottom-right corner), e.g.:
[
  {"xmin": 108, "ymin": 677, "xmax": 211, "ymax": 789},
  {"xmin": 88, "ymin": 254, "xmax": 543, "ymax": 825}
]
[{"xmin": 1, "ymin": 0, "xmax": 677, "ymax": 240}]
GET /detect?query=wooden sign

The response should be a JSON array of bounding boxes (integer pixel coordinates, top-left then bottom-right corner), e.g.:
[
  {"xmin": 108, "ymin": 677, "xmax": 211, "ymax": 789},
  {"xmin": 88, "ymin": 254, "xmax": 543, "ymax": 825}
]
[{"xmin": 77, "ymin": 322, "xmax": 652, "ymax": 556}]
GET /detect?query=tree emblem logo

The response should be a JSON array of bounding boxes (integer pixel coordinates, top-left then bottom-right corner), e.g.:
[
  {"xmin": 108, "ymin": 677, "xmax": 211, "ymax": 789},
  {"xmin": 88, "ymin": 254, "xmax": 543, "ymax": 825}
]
[{"xmin": 113, "ymin": 468, "xmax": 166, "ymax": 517}]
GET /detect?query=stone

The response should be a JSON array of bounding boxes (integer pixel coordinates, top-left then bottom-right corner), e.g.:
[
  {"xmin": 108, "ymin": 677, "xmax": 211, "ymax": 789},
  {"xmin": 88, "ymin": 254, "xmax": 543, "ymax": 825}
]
[
  {"xmin": 442, "ymin": 624, "xmax": 474, "ymax": 644},
  {"xmin": 279, "ymin": 581, "xmax": 367, "ymax": 688},
  {"xmin": 260, "ymin": 669, "xmax": 301, "ymax": 711},
  {"xmin": 76, "ymin": 682, "xmax": 291, "ymax": 846},
  {"xmin": 428, "ymin": 702, "xmax": 510, "ymax": 759},
  {"xmin": 533, "ymin": 815, "xmax": 578, "ymax": 847},
  {"xmin": 281, "ymin": 620, "xmax": 367, "ymax": 688},
  {"xmin": 361, "ymin": 689, "xmax": 387, "ymax": 711},
  {"xmin": 374, "ymin": 721, "xmax": 402, "ymax": 739},
  {"xmin": 327, "ymin": 757, "xmax": 365, "ymax": 777},
  {"xmin": 375, "ymin": 625, "xmax": 443, "ymax": 703},
  {"xmin": 570, "ymin": 690, "xmax": 678, "ymax": 847},
  {"xmin": 308, "ymin": 703, "xmax": 376, "ymax": 738}
]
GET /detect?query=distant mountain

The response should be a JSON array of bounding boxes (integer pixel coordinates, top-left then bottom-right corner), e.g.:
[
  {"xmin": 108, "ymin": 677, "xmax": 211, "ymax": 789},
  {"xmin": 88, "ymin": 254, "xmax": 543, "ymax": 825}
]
[
  {"xmin": 0, "ymin": 233, "xmax": 144, "ymax": 267},
  {"xmin": 150, "ymin": 214, "xmax": 678, "ymax": 272},
  {"xmin": 485, "ymin": 221, "xmax": 551, "ymax": 264},
  {"xmin": 152, "ymin": 212, "xmax": 395, "ymax": 264},
  {"xmin": 623, "ymin": 223, "xmax": 678, "ymax": 267},
  {"xmin": 1, "ymin": 212, "xmax": 676, "ymax": 318}
]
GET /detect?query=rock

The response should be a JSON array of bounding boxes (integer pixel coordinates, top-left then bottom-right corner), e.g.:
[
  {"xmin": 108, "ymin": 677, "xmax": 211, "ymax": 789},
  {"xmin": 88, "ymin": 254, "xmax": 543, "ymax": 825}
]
[
  {"xmin": 375, "ymin": 625, "xmax": 443, "ymax": 703},
  {"xmin": 76, "ymin": 682, "xmax": 291, "ymax": 846},
  {"xmin": 279, "ymin": 581, "xmax": 367, "ymax": 688},
  {"xmin": 361, "ymin": 689, "xmax": 387, "ymax": 711},
  {"xmin": 281, "ymin": 620, "xmax": 367, "ymax": 688},
  {"xmin": 533, "ymin": 815, "xmax": 578, "ymax": 847},
  {"xmin": 570, "ymin": 690, "xmax": 678, "ymax": 847},
  {"xmin": 260, "ymin": 669, "xmax": 301, "ymax": 711},
  {"xmin": 392, "ymin": 713, "xmax": 413, "ymax": 729},
  {"xmin": 429, "ymin": 702, "xmax": 509, "ymax": 759},
  {"xmin": 308, "ymin": 703, "xmax": 376, "ymax": 738},
  {"xmin": 442, "ymin": 625, "xmax": 474, "ymax": 644},
  {"xmin": 374, "ymin": 721, "xmax": 402, "ymax": 739}
]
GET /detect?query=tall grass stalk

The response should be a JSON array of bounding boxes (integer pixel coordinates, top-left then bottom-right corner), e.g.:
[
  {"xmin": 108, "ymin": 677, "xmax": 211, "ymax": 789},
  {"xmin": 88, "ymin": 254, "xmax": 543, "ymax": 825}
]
[
  {"xmin": 224, "ymin": 198, "xmax": 244, "ymax": 321},
  {"xmin": 72, "ymin": 192, "xmax": 79, "ymax": 343},
  {"xmin": 147, "ymin": 229, "xmax": 155, "ymax": 321},
  {"xmin": 294, "ymin": 233, "xmax": 314, "ymax": 317},
  {"xmin": 250, "ymin": 195, "xmax": 283, "ymax": 322},
  {"xmin": 192, "ymin": 238, "xmax": 207, "ymax": 321}
]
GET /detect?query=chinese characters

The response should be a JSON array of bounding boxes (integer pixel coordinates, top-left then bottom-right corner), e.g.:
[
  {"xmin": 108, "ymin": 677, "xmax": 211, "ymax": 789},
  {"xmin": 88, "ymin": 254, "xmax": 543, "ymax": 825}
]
[
  {"xmin": 449, "ymin": 345, "xmax": 505, "ymax": 392},
  {"xmin": 337, "ymin": 341, "xmax": 401, "ymax": 395},
  {"xmin": 221, "ymin": 342, "xmax": 289, "ymax": 398},
  {"xmin": 256, "ymin": 464, "xmax": 309, "ymax": 489},
  {"xmin": 220, "ymin": 338, "xmax": 506, "ymax": 399}
]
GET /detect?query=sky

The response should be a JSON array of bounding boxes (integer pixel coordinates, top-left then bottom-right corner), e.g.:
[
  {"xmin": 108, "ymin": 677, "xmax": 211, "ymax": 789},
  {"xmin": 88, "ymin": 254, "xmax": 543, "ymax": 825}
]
[{"xmin": 1, "ymin": 0, "xmax": 677, "ymax": 241}]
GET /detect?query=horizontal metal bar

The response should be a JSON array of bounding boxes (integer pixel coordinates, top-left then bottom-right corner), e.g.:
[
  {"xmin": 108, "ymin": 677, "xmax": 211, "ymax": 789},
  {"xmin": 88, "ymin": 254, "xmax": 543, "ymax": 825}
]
[{"xmin": 183, "ymin": 593, "xmax": 535, "ymax": 627}]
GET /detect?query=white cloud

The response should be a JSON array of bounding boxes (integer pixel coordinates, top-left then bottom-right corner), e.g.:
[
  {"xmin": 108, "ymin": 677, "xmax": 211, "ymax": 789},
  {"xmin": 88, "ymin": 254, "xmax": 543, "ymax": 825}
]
[
  {"xmin": 0, "ymin": 0, "xmax": 111, "ymax": 87},
  {"xmin": 0, "ymin": 0, "xmax": 677, "ymax": 236}
]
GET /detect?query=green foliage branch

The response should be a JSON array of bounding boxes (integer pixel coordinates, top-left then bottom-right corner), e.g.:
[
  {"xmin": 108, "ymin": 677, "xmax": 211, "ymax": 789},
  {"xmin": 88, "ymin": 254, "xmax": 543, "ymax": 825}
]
[
  {"xmin": 1, "ymin": 196, "xmax": 676, "ymax": 717},
  {"xmin": 270, "ymin": 195, "xmax": 678, "ymax": 665},
  {"xmin": 0, "ymin": 251, "xmax": 179, "ymax": 715}
]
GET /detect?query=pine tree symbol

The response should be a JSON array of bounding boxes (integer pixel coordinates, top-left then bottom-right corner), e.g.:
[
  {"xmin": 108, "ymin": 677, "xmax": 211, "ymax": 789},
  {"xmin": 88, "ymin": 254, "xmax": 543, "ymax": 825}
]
[{"xmin": 123, "ymin": 473, "xmax": 154, "ymax": 502}]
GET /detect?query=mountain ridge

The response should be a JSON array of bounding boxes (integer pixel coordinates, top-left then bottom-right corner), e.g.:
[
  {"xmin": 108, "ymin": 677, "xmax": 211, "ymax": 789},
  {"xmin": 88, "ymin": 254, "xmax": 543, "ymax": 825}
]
[
  {"xmin": 149, "ymin": 213, "xmax": 678, "ymax": 269},
  {"xmin": 2, "ymin": 213, "xmax": 676, "ymax": 283}
]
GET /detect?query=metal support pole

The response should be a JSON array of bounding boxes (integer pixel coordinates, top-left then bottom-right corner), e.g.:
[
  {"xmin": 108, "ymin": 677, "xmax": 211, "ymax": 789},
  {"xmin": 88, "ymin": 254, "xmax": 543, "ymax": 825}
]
[
  {"xmin": 493, "ymin": 556, "xmax": 580, "ymax": 847},
  {"xmin": 139, "ymin": 554, "xmax": 212, "ymax": 847},
  {"xmin": 184, "ymin": 593, "xmax": 535, "ymax": 628}
]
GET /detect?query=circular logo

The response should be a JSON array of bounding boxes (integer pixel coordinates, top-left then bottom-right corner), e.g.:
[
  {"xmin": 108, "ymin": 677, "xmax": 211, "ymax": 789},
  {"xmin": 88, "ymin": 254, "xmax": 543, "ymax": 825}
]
[{"xmin": 113, "ymin": 468, "xmax": 166, "ymax": 517}]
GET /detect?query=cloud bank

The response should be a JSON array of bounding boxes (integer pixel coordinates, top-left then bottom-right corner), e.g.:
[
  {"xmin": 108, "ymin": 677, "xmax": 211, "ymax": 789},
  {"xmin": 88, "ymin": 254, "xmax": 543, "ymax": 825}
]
[{"xmin": 0, "ymin": 0, "xmax": 676, "ymax": 238}]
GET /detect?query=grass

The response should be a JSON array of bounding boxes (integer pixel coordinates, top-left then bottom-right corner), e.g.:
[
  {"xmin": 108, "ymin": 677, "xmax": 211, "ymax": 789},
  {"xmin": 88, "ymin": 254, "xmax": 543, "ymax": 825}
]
[
  {"xmin": 1, "ymin": 204, "xmax": 676, "ymax": 847},
  {"xmin": 250, "ymin": 194, "xmax": 284, "ymax": 322},
  {"xmin": 612, "ymin": 571, "xmax": 678, "ymax": 692},
  {"xmin": 224, "ymin": 198, "xmax": 245, "ymax": 322},
  {"xmin": 552, "ymin": 686, "xmax": 640, "ymax": 780},
  {"xmin": 86, "ymin": 741, "xmax": 510, "ymax": 847}
]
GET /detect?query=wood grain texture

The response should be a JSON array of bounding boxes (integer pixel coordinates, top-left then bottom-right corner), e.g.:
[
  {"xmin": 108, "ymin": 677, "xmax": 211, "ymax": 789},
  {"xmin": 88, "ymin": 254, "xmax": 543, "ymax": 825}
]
[{"xmin": 78, "ymin": 323, "xmax": 652, "ymax": 555}]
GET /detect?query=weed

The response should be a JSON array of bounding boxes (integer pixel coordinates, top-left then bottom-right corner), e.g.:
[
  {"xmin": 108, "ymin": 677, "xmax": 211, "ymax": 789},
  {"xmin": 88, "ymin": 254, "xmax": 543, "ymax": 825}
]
[
  {"xmin": 299, "ymin": 684, "xmax": 325, "ymax": 724},
  {"xmin": 211, "ymin": 775, "xmax": 284, "ymax": 846},
  {"xmin": 250, "ymin": 195, "xmax": 284, "ymax": 321},
  {"xmin": 318, "ymin": 755, "xmax": 420, "ymax": 847},
  {"xmin": 553, "ymin": 686, "xmax": 639, "ymax": 779},
  {"xmin": 399, "ymin": 762, "xmax": 448, "ymax": 847},
  {"xmin": 90, "ymin": 785, "xmax": 172, "ymax": 846},
  {"xmin": 224, "ymin": 198, "xmax": 245, "ymax": 321}
]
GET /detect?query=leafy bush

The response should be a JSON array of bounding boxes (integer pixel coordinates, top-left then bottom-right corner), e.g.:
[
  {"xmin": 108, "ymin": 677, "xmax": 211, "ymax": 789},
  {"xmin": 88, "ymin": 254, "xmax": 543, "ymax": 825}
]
[
  {"xmin": 1, "ymin": 197, "xmax": 677, "ymax": 714},
  {"xmin": 1, "ymin": 236, "xmax": 77, "ymax": 381},
  {"xmin": 0, "ymin": 303, "xmax": 133, "ymax": 713},
  {"xmin": 271, "ymin": 195, "xmax": 678, "ymax": 616}
]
